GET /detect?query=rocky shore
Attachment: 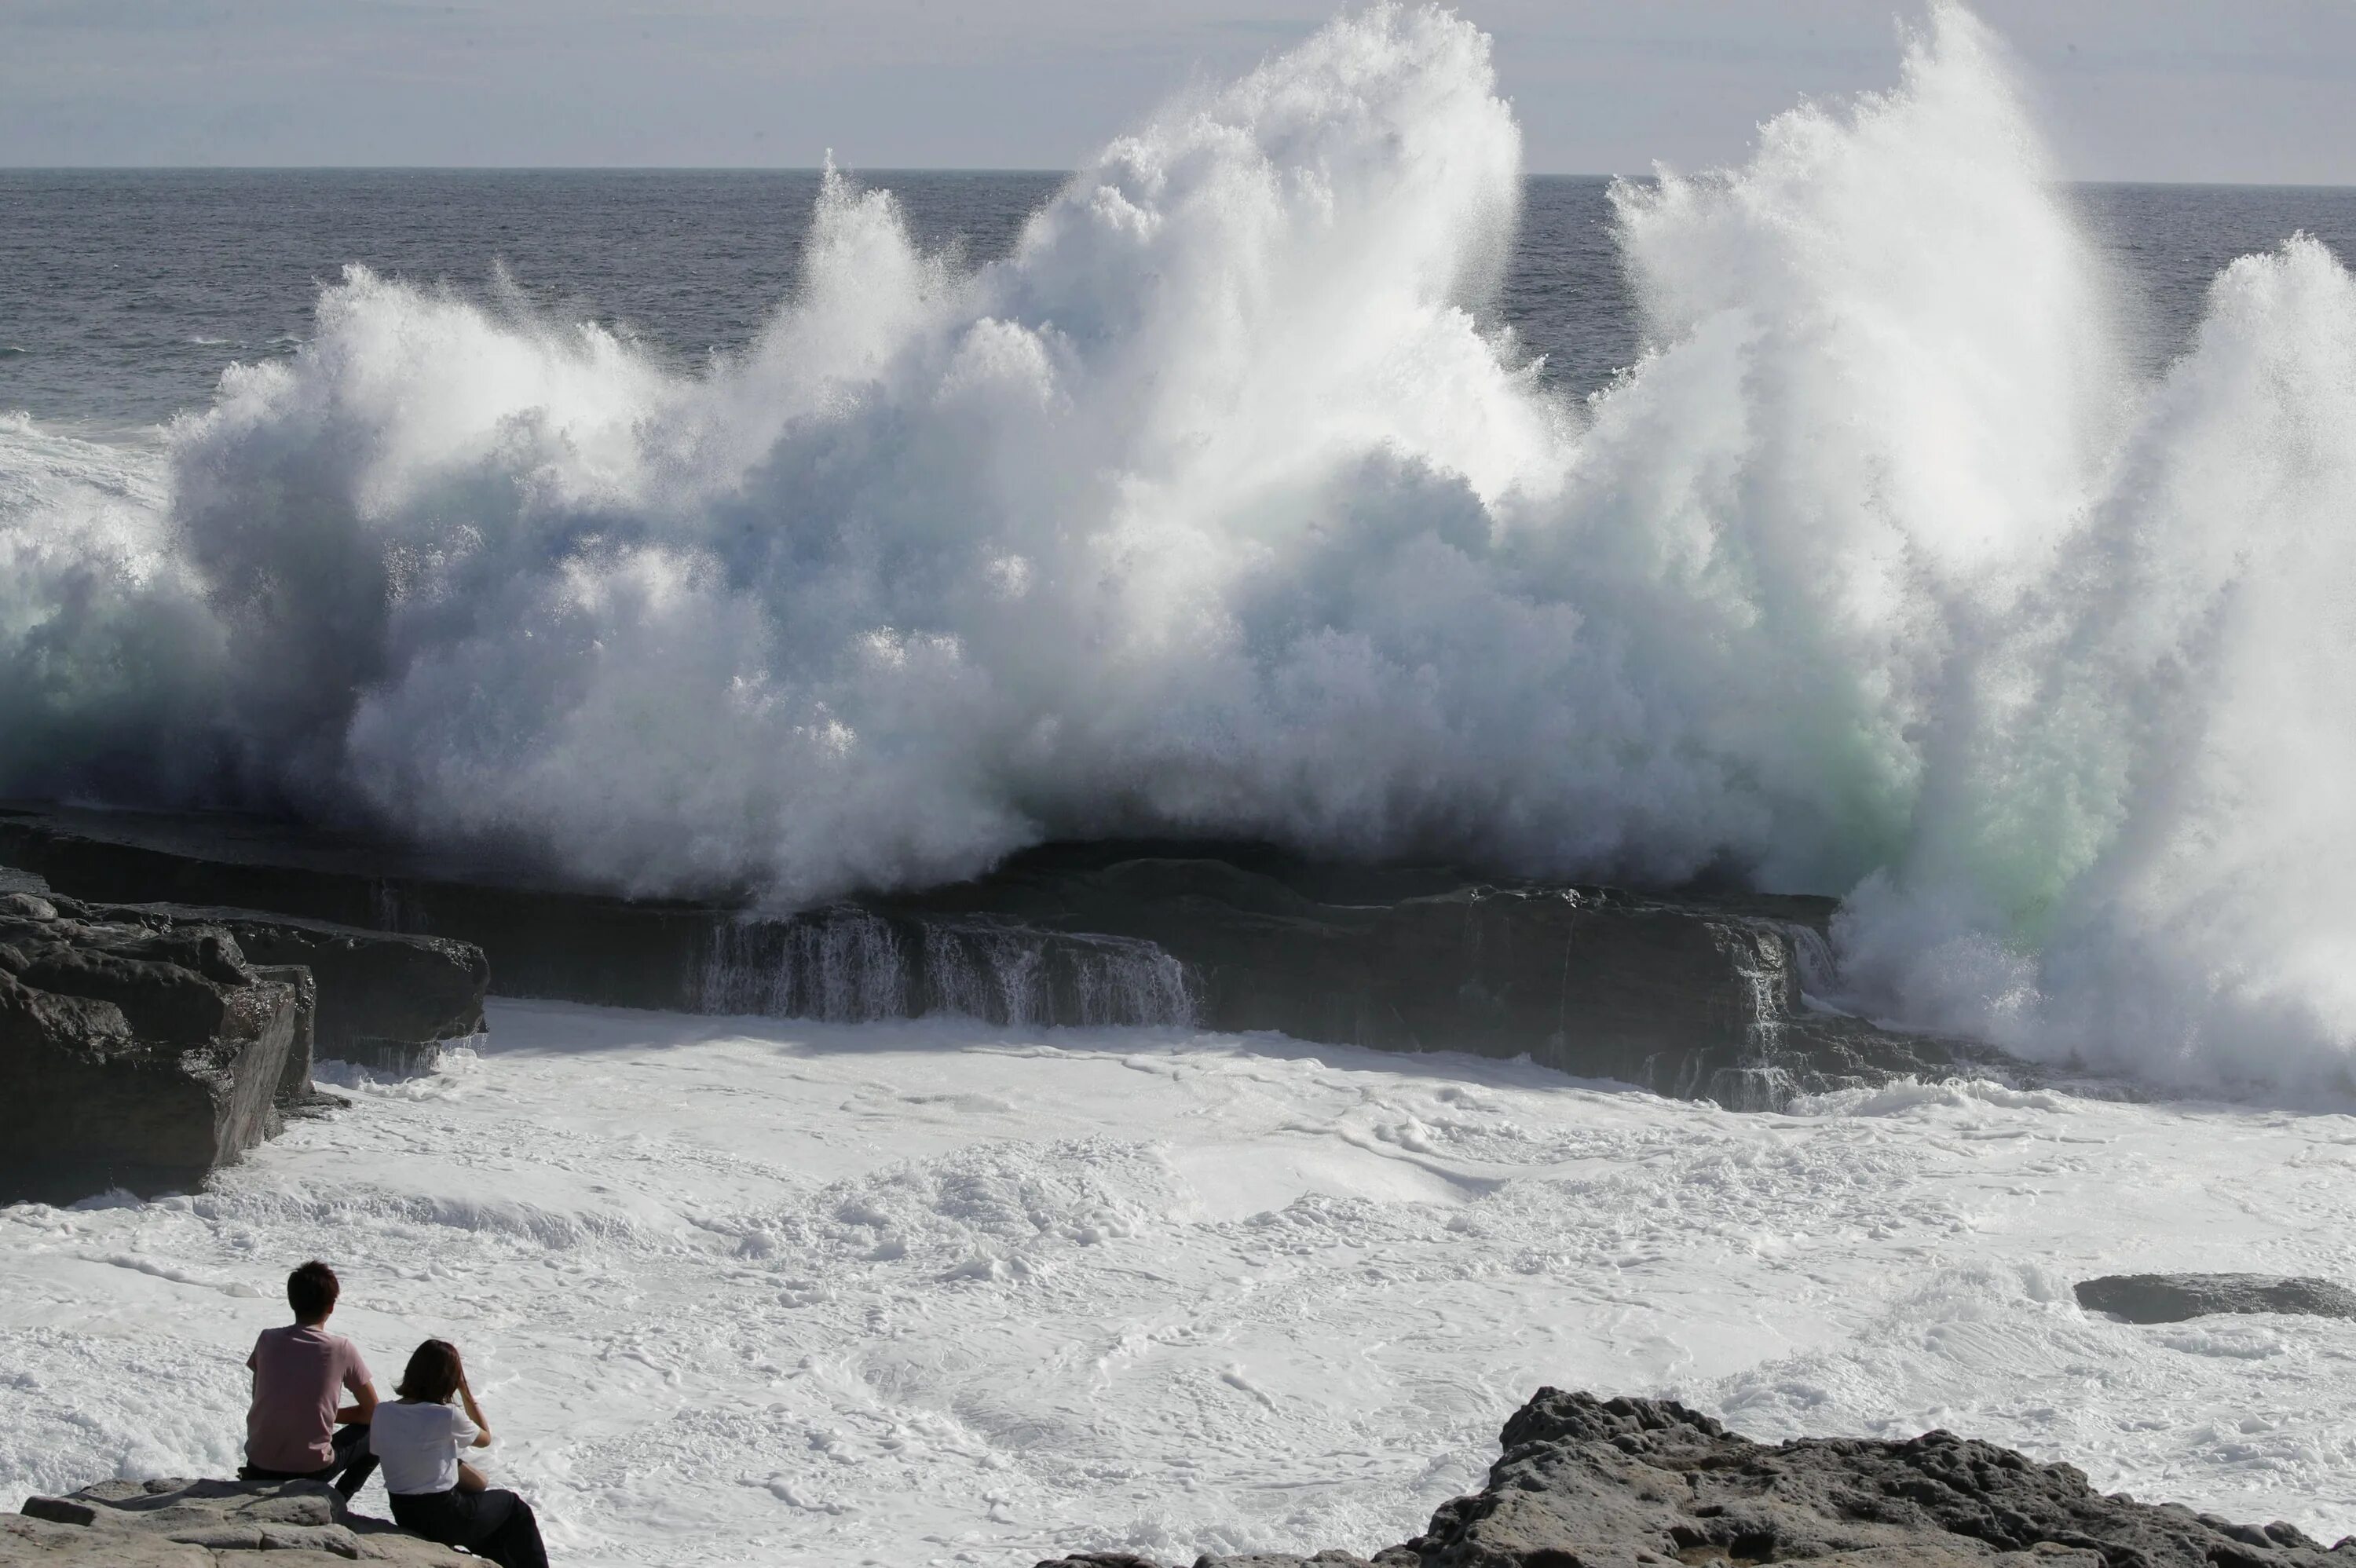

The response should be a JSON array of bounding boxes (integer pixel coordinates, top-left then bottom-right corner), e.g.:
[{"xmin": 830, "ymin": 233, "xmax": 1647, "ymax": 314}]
[
  {"xmin": 20, "ymin": 1389, "xmax": 2347, "ymax": 1567},
  {"xmin": 0, "ymin": 869, "xmax": 487, "ymax": 1204},
  {"xmin": 0, "ymin": 805, "xmax": 2015, "ymax": 1110},
  {"xmin": 1041, "ymin": 1389, "xmax": 2355, "ymax": 1568}
]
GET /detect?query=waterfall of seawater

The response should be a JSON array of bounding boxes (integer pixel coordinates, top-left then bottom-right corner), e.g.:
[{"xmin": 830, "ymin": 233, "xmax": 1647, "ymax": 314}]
[{"xmin": 697, "ymin": 912, "xmax": 1198, "ymax": 1029}]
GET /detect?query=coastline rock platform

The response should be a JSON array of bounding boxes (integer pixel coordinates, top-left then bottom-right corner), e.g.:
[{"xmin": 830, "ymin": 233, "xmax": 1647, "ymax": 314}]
[
  {"xmin": 1039, "ymin": 1389, "xmax": 2355, "ymax": 1568},
  {"xmin": 0, "ymin": 805, "xmax": 2014, "ymax": 1110},
  {"xmin": 7, "ymin": 1477, "xmax": 469, "ymax": 1564}
]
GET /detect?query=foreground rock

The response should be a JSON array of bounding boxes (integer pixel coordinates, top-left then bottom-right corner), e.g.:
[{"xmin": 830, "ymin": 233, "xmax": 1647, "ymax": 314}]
[
  {"xmin": 0, "ymin": 892, "xmax": 308, "ymax": 1204},
  {"xmin": 7, "ymin": 1477, "xmax": 469, "ymax": 1564},
  {"xmin": 2076, "ymin": 1273, "xmax": 2356, "ymax": 1324},
  {"xmin": 0, "ymin": 806, "xmax": 2008, "ymax": 1109},
  {"xmin": 1039, "ymin": 1389, "xmax": 2354, "ymax": 1568}
]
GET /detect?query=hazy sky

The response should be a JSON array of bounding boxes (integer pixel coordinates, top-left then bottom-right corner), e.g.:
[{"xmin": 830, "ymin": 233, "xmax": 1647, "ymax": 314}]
[{"xmin": 6, "ymin": 0, "xmax": 2354, "ymax": 184}]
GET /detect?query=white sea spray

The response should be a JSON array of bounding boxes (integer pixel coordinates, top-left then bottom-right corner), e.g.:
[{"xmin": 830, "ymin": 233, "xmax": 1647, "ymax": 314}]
[{"xmin": 0, "ymin": 5, "xmax": 2352, "ymax": 1090}]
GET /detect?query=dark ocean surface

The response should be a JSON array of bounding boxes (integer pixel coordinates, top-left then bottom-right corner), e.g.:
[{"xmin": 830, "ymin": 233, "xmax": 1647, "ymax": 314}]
[{"xmin": 5, "ymin": 170, "xmax": 2354, "ymax": 434}]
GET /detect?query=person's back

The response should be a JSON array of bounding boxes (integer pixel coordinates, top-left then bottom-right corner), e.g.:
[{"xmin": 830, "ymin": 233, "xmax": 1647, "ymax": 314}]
[
  {"xmin": 370, "ymin": 1338, "xmax": 548, "ymax": 1568},
  {"xmin": 241, "ymin": 1261, "xmax": 378, "ymax": 1498},
  {"xmin": 247, "ymin": 1321, "xmax": 368, "ymax": 1469},
  {"xmin": 368, "ymin": 1396, "xmax": 478, "ymax": 1497}
]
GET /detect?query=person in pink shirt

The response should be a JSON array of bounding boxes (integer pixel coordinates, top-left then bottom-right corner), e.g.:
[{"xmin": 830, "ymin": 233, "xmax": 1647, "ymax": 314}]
[{"xmin": 239, "ymin": 1260, "xmax": 380, "ymax": 1498}]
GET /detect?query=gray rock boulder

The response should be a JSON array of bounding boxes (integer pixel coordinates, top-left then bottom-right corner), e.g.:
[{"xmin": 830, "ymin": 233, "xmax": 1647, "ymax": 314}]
[
  {"xmin": 1038, "ymin": 1388, "xmax": 2355, "ymax": 1568},
  {"xmin": 8, "ymin": 1477, "xmax": 470, "ymax": 1564},
  {"xmin": 1, "ymin": 900, "xmax": 308, "ymax": 1204},
  {"xmin": 2076, "ymin": 1273, "xmax": 2356, "ymax": 1324},
  {"xmin": 71, "ymin": 902, "xmax": 487, "ymax": 1079}
]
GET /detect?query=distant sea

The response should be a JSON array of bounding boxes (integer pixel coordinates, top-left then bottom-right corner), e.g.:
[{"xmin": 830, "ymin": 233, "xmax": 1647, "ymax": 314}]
[{"xmin": 5, "ymin": 170, "xmax": 2354, "ymax": 433}]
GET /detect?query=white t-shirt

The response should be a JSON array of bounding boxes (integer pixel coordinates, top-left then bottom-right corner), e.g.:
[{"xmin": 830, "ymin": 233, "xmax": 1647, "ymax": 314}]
[{"xmin": 368, "ymin": 1400, "xmax": 481, "ymax": 1495}]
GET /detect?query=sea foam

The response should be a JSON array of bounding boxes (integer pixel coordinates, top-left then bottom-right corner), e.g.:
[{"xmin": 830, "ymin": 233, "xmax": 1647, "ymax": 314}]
[{"xmin": 2, "ymin": 3, "xmax": 2353, "ymax": 1091}]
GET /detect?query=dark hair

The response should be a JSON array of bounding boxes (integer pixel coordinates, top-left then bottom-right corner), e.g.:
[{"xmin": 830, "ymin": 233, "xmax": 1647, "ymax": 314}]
[
  {"xmin": 397, "ymin": 1339, "xmax": 463, "ymax": 1404},
  {"xmin": 287, "ymin": 1261, "xmax": 339, "ymax": 1324}
]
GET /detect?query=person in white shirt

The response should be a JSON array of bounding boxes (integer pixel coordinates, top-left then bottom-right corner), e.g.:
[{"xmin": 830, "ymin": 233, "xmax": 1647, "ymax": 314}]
[{"xmin": 369, "ymin": 1339, "xmax": 548, "ymax": 1568}]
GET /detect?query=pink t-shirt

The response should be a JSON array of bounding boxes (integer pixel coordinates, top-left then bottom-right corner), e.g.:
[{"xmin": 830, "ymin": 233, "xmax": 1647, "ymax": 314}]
[{"xmin": 246, "ymin": 1325, "xmax": 373, "ymax": 1471}]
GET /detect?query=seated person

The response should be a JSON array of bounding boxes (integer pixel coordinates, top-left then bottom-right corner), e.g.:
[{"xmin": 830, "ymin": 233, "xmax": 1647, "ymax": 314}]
[
  {"xmin": 371, "ymin": 1339, "xmax": 549, "ymax": 1568},
  {"xmin": 240, "ymin": 1259, "xmax": 379, "ymax": 1499}
]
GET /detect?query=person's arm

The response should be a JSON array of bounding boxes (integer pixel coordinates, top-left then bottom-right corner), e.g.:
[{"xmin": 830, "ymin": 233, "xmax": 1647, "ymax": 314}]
[
  {"xmin": 336, "ymin": 1381, "xmax": 379, "ymax": 1426},
  {"xmin": 456, "ymin": 1366, "xmax": 492, "ymax": 1449},
  {"xmin": 455, "ymin": 1461, "xmax": 488, "ymax": 1493}
]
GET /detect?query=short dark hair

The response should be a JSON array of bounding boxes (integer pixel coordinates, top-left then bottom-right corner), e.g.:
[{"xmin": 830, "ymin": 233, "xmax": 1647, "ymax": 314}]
[
  {"xmin": 287, "ymin": 1261, "xmax": 339, "ymax": 1323},
  {"xmin": 397, "ymin": 1339, "xmax": 463, "ymax": 1404}
]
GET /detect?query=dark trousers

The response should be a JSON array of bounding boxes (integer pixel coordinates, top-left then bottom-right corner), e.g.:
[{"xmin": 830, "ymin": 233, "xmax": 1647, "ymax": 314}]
[
  {"xmin": 390, "ymin": 1486, "xmax": 550, "ymax": 1568},
  {"xmin": 240, "ymin": 1422, "xmax": 379, "ymax": 1500}
]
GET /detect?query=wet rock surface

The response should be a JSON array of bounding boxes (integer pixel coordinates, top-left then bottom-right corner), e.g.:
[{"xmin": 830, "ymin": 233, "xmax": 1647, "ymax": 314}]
[
  {"xmin": 6, "ymin": 1477, "xmax": 470, "ymax": 1564},
  {"xmin": 0, "ymin": 892, "xmax": 308, "ymax": 1204},
  {"xmin": 2076, "ymin": 1273, "xmax": 2356, "ymax": 1324},
  {"xmin": 0, "ymin": 806, "xmax": 2008, "ymax": 1109},
  {"xmin": 888, "ymin": 846, "xmax": 2003, "ymax": 1105},
  {"xmin": 1039, "ymin": 1390, "xmax": 2356, "ymax": 1568}
]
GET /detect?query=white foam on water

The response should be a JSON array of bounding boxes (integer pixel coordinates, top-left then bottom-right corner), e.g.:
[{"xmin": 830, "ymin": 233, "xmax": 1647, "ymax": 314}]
[
  {"xmin": 1, "ymin": 4, "xmax": 2352, "ymax": 1089},
  {"xmin": 4, "ymin": 1002, "xmax": 2354, "ymax": 1563}
]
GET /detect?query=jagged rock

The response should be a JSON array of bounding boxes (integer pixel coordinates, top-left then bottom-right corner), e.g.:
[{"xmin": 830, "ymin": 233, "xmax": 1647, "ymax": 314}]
[
  {"xmin": 70, "ymin": 903, "xmax": 486, "ymax": 1078},
  {"xmin": 2076, "ymin": 1273, "xmax": 2356, "ymax": 1324},
  {"xmin": 7, "ymin": 1478, "xmax": 470, "ymax": 1564},
  {"xmin": 0, "ymin": 903, "xmax": 308, "ymax": 1204},
  {"xmin": 1037, "ymin": 1389, "xmax": 2356, "ymax": 1568}
]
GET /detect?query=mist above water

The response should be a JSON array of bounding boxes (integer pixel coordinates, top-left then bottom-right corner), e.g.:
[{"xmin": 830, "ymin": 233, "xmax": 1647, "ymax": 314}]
[{"xmin": 2, "ymin": 4, "xmax": 2353, "ymax": 1092}]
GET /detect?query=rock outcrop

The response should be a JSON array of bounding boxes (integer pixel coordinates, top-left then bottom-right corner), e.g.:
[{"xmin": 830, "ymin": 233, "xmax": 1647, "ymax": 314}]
[
  {"xmin": 1038, "ymin": 1389, "xmax": 2354, "ymax": 1568},
  {"xmin": 7, "ymin": 1477, "xmax": 470, "ymax": 1564},
  {"xmin": 2076, "ymin": 1273, "xmax": 2356, "ymax": 1324},
  {"xmin": 0, "ymin": 893, "xmax": 309, "ymax": 1204},
  {"xmin": 0, "ymin": 805, "xmax": 2007, "ymax": 1109},
  {"xmin": 75, "ymin": 904, "xmax": 487, "ymax": 1078}
]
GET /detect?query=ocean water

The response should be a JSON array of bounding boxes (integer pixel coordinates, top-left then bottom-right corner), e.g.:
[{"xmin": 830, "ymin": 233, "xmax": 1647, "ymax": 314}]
[{"xmin": 9, "ymin": 170, "xmax": 2353, "ymax": 433}]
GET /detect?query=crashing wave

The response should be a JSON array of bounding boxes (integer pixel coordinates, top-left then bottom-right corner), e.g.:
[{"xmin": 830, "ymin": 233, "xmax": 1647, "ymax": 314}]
[{"xmin": 2, "ymin": 3, "xmax": 2352, "ymax": 1091}]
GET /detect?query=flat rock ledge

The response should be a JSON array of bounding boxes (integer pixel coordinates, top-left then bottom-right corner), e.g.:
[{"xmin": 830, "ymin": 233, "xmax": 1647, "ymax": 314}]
[
  {"xmin": 2075, "ymin": 1274, "xmax": 2356, "ymax": 1325},
  {"xmin": 5, "ymin": 1477, "xmax": 470, "ymax": 1565},
  {"xmin": 1041, "ymin": 1389, "xmax": 2356, "ymax": 1568}
]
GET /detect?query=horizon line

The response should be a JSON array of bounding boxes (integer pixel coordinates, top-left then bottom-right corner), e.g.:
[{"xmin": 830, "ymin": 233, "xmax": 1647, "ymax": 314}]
[{"xmin": 7, "ymin": 165, "xmax": 2356, "ymax": 192}]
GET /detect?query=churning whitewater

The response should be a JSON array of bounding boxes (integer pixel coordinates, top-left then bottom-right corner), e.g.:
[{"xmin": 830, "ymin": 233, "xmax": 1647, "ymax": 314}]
[{"xmin": 3, "ymin": 4, "xmax": 2355, "ymax": 1092}]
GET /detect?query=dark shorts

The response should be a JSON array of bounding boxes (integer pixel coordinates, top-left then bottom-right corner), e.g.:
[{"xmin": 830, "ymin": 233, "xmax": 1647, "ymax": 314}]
[
  {"xmin": 239, "ymin": 1422, "xmax": 377, "ymax": 1499},
  {"xmin": 389, "ymin": 1485, "xmax": 549, "ymax": 1568}
]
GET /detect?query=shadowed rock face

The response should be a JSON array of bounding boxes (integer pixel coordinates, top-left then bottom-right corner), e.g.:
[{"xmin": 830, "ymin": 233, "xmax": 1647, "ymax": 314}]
[
  {"xmin": 1037, "ymin": 1389, "xmax": 2356, "ymax": 1568},
  {"xmin": 2076, "ymin": 1274, "xmax": 2356, "ymax": 1324},
  {"xmin": 882, "ymin": 848, "xmax": 2001, "ymax": 1105},
  {"xmin": 0, "ymin": 806, "xmax": 2007, "ymax": 1109},
  {"xmin": 0, "ymin": 894, "xmax": 305, "ymax": 1203},
  {"xmin": 74, "ymin": 902, "xmax": 488, "ymax": 1075}
]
